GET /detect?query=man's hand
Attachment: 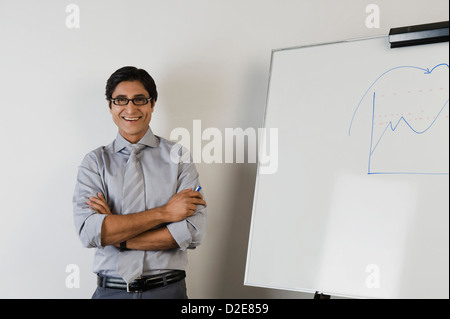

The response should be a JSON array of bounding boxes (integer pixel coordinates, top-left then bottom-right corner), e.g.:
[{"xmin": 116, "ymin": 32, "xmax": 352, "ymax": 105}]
[
  {"xmin": 87, "ymin": 192, "xmax": 112, "ymax": 215},
  {"xmin": 162, "ymin": 188, "xmax": 206, "ymax": 223}
]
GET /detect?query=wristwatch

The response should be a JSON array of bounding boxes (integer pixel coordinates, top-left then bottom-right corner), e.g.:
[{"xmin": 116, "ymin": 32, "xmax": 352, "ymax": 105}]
[{"xmin": 120, "ymin": 241, "xmax": 129, "ymax": 251}]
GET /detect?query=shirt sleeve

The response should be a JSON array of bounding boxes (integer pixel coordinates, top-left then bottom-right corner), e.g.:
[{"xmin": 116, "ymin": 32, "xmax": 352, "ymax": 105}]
[
  {"xmin": 166, "ymin": 146, "xmax": 207, "ymax": 251},
  {"xmin": 72, "ymin": 152, "xmax": 107, "ymax": 248}
]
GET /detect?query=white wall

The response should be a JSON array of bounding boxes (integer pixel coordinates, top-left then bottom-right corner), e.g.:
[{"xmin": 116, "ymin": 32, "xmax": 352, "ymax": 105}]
[{"xmin": 0, "ymin": 0, "xmax": 448, "ymax": 298}]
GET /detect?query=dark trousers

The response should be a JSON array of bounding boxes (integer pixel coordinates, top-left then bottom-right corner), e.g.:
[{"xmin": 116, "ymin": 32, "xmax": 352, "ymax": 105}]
[{"xmin": 92, "ymin": 278, "xmax": 188, "ymax": 299}]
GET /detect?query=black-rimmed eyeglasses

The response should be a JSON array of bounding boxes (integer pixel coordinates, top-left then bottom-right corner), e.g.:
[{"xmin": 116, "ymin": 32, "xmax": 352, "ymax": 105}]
[{"xmin": 109, "ymin": 97, "xmax": 152, "ymax": 106}]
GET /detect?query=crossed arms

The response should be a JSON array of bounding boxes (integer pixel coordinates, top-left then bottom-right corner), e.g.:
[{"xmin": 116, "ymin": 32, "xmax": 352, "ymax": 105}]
[{"xmin": 86, "ymin": 189, "xmax": 206, "ymax": 250}]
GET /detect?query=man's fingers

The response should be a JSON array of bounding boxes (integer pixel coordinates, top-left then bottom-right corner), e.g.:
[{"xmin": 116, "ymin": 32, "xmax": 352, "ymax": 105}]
[
  {"xmin": 185, "ymin": 190, "xmax": 204, "ymax": 199},
  {"xmin": 186, "ymin": 197, "xmax": 206, "ymax": 208},
  {"xmin": 196, "ymin": 199, "xmax": 207, "ymax": 206},
  {"xmin": 87, "ymin": 200, "xmax": 102, "ymax": 212},
  {"xmin": 87, "ymin": 194, "xmax": 111, "ymax": 214},
  {"xmin": 88, "ymin": 199, "xmax": 104, "ymax": 211},
  {"xmin": 89, "ymin": 195, "xmax": 107, "ymax": 206}
]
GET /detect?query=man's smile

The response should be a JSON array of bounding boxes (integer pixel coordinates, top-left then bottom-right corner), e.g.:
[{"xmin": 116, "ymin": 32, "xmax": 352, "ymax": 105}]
[{"xmin": 122, "ymin": 116, "xmax": 142, "ymax": 122}]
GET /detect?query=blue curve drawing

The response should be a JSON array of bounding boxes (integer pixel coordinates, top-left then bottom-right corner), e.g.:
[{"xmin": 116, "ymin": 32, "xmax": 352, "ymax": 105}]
[{"xmin": 349, "ymin": 63, "xmax": 449, "ymax": 175}]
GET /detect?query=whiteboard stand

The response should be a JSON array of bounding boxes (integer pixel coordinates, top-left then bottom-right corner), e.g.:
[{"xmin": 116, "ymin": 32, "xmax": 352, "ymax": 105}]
[{"xmin": 313, "ymin": 292, "xmax": 331, "ymax": 300}]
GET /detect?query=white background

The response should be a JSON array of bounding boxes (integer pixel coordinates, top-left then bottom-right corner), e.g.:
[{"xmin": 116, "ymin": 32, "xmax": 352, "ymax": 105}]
[{"xmin": 0, "ymin": 0, "xmax": 448, "ymax": 298}]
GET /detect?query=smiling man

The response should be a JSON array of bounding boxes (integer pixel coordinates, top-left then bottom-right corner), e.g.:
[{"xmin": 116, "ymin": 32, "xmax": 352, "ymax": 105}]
[
  {"xmin": 111, "ymin": 82, "xmax": 153, "ymax": 142},
  {"xmin": 73, "ymin": 66, "xmax": 207, "ymax": 299}
]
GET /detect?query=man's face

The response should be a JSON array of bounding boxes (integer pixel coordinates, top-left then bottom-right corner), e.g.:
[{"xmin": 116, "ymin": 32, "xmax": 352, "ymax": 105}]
[{"xmin": 109, "ymin": 80, "xmax": 155, "ymax": 144}]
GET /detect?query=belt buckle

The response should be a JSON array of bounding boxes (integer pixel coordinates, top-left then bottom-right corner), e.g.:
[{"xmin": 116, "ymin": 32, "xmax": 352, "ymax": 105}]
[{"xmin": 127, "ymin": 276, "xmax": 144, "ymax": 293}]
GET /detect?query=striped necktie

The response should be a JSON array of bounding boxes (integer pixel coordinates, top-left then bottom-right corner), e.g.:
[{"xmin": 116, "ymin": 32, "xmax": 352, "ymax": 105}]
[{"xmin": 117, "ymin": 144, "xmax": 146, "ymax": 284}]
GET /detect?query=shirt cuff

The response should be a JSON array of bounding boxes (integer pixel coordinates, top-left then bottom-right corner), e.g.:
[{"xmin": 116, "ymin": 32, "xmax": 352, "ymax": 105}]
[
  {"xmin": 166, "ymin": 220, "xmax": 191, "ymax": 251},
  {"xmin": 81, "ymin": 213, "xmax": 107, "ymax": 248}
]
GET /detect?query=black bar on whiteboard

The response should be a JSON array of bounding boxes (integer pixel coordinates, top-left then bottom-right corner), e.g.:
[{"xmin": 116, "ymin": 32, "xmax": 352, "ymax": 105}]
[{"xmin": 389, "ymin": 21, "xmax": 449, "ymax": 48}]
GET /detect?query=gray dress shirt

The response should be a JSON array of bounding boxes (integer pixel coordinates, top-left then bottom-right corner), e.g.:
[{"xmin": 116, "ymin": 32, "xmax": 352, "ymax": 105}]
[{"xmin": 73, "ymin": 127, "xmax": 207, "ymax": 278}]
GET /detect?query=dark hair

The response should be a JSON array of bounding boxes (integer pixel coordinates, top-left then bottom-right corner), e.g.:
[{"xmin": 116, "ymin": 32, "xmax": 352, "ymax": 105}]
[{"xmin": 105, "ymin": 66, "xmax": 158, "ymax": 106}]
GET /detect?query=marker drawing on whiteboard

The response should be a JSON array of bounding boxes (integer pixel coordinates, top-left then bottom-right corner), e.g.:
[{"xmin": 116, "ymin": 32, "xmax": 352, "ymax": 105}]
[{"xmin": 349, "ymin": 63, "xmax": 449, "ymax": 175}]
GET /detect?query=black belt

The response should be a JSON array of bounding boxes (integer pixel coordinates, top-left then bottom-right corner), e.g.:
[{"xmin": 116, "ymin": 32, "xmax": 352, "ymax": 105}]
[{"xmin": 97, "ymin": 270, "xmax": 186, "ymax": 293}]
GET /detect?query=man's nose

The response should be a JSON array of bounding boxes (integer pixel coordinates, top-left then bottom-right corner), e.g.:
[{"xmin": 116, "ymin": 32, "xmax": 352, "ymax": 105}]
[{"xmin": 124, "ymin": 101, "xmax": 139, "ymax": 111}]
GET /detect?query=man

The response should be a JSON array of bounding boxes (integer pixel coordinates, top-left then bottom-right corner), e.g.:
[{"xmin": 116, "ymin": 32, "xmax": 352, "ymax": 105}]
[{"xmin": 73, "ymin": 66, "xmax": 207, "ymax": 299}]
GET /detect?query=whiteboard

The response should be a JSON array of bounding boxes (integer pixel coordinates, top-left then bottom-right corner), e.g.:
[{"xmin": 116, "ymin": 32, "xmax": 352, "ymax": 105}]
[{"xmin": 245, "ymin": 36, "xmax": 449, "ymax": 299}]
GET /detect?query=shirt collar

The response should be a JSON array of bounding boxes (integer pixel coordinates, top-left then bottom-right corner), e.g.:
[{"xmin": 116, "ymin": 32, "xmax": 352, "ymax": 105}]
[{"xmin": 113, "ymin": 127, "xmax": 159, "ymax": 153}]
